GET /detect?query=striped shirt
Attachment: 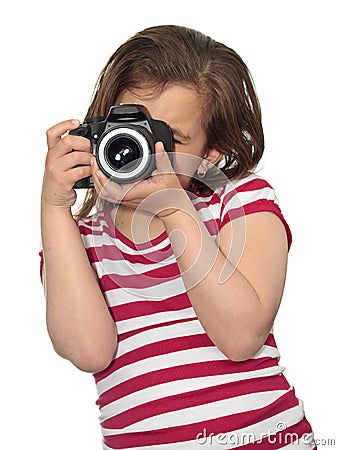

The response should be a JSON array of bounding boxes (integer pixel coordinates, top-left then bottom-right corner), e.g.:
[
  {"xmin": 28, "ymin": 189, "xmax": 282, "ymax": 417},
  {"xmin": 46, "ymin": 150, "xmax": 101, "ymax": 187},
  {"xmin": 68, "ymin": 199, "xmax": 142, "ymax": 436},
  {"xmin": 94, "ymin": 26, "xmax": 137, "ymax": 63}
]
[{"xmin": 74, "ymin": 174, "xmax": 315, "ymax": 449}]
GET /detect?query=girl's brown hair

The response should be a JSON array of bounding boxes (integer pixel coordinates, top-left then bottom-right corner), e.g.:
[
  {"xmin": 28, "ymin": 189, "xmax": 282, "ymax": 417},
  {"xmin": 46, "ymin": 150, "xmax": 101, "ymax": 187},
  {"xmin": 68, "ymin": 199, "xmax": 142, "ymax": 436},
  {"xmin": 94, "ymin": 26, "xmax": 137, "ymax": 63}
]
[{"xmin": 76, "ymin": 25, "xmax": 264, "ymax": 218}]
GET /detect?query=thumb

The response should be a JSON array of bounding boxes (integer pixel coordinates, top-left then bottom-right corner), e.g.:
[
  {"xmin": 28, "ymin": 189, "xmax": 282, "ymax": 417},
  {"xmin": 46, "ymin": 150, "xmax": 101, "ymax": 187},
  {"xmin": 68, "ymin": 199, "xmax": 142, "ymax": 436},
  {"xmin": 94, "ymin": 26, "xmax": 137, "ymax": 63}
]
[{"xmin": 155, "ymin": 141, "xmax": 174, "ymax": 174}]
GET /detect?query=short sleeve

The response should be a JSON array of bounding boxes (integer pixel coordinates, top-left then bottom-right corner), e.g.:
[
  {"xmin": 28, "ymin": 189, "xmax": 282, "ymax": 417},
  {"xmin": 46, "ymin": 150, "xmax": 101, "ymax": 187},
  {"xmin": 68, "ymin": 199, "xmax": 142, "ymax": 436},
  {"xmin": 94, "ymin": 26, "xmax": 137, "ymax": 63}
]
[{"xmin": 219, "ymin": 174, "xmax": 292, "ymax": 250}]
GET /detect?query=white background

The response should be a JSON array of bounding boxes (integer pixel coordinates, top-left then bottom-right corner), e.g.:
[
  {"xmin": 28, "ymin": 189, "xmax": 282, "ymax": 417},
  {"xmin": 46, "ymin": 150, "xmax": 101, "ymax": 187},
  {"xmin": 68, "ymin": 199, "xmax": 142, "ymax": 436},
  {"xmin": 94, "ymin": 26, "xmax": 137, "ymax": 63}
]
[{"xmin": 1, "ymin": 0, "xmax": 338, "ymax": 448}]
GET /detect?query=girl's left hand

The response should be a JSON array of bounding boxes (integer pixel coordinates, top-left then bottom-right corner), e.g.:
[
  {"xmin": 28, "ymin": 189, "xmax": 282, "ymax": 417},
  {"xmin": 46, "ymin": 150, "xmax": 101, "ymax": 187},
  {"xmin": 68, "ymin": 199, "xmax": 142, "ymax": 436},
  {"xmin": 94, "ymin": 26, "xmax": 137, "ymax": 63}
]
[{"xmin": 92, "ymin": 142, "xmax": 184, "ymax": 217}]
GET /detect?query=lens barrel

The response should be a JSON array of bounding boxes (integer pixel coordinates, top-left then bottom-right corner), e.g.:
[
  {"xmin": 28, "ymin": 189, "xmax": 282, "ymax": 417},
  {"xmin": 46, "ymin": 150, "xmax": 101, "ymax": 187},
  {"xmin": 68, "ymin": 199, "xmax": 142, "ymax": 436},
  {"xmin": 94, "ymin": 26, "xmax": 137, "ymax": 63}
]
[
  {"xmin": 96, "ymin": 126, "xmax": 154, "ymax": 183},
  {"xmin": 105, "ymin": 135, "xmax": 142, "ymax": 172}
]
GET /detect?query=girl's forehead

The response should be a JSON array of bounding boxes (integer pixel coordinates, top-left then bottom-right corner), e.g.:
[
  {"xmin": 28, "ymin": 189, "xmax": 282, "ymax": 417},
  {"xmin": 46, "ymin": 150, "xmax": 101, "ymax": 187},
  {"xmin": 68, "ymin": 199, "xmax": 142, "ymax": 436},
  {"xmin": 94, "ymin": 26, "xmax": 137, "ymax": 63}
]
[{"xmin": 117, "ymin": 84, "xmax": 204, "ymax": 140}]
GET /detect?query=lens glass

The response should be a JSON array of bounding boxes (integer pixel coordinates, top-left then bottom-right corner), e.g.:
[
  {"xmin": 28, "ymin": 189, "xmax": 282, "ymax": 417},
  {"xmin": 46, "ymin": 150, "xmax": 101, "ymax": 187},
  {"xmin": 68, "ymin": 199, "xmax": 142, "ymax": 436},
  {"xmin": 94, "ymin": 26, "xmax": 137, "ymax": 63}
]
[{"xmin": 105, "ymin": 135, "xmax": 141, "ymax": 171}]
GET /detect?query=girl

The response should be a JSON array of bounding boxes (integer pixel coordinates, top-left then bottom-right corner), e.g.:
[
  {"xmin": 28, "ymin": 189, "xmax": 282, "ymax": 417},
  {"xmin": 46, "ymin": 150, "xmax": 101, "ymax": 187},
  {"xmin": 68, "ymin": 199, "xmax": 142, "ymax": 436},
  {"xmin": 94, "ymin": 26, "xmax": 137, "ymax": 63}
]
[{"xmin": 40, "ymin": 25, "xmax": 316, "ymax": 449}]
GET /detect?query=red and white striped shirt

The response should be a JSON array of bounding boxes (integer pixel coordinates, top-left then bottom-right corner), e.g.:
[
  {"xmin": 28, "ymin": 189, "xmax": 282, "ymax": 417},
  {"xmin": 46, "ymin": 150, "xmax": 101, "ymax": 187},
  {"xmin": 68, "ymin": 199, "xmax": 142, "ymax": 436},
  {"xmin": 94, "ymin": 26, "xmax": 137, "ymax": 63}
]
[{"xmin": 74, "ymin": 174, "xmax": 315, "ymax": 449}]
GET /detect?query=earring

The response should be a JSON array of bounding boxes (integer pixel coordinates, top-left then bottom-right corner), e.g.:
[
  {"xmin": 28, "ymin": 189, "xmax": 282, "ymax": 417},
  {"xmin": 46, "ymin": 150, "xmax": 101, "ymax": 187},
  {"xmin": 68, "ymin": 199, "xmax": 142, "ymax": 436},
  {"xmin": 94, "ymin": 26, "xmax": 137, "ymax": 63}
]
[
  {"xmin": 197, "ymin": 168, "xmax": 207, "ymax": 179},
  {"xmin": 197, "ymin": 159, "xmax": 209, "ymax": 178}
]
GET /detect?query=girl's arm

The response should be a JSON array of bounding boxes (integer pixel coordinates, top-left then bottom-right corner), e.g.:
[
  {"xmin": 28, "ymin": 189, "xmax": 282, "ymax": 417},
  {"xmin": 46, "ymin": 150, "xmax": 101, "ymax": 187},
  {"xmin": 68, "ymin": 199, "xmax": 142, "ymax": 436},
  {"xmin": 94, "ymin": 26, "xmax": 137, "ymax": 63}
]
[
  {"xmin": 159, "ymin": 190, "xmax": 288, "ymax": 362},
  {"xmin": 41, "ymin": 120, "xmax": 117, "ymax": 373}
]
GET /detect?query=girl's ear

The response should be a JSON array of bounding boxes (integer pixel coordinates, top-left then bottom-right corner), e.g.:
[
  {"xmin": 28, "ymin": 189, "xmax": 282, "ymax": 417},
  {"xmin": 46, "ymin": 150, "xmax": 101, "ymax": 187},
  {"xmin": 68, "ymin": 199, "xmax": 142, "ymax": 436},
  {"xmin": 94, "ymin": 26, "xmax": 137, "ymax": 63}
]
[
  {"xmin": 198, "ymin": 148, "xmax": 223, "ymax": 173},
  {"xmin": 205, "ymin": 148, "xmax": 224, "ymax": 165}
]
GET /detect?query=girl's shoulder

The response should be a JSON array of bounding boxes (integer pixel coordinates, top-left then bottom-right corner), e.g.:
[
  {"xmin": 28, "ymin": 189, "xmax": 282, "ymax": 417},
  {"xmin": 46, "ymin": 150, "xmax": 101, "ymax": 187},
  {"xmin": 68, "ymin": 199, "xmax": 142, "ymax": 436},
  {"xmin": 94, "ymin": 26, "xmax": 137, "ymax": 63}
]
[
  {"xmin": 192, "ymin": 172, "xmax": 278, "ymax": 208},
  {"xmin": 193, "ymin": 172, "xmax": 292, "ymax": 249},
  {"xmin": 215, "ymin": 171, "xmax": 276, "ymax": 199}
]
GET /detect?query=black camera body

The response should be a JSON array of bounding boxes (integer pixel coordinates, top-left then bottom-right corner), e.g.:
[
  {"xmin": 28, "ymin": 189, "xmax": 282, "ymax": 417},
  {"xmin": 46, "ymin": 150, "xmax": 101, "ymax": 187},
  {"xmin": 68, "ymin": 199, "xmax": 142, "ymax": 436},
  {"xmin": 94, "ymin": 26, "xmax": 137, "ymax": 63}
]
[{"xmin": 69, "ymin": 104, "xmax": 173, "ymax": 188}]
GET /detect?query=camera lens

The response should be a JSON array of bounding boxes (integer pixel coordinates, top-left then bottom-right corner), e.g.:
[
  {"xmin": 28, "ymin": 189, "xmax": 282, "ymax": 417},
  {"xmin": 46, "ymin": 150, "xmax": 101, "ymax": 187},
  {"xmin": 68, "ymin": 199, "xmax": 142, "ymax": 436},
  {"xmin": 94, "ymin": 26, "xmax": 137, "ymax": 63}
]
[
  {"xmin": 105, "ymin": 136, "xmax": 141, "ymax": 171},
  {"xmin": 97, "ymin": 126, "xmax": 154, "ymax": 183}
]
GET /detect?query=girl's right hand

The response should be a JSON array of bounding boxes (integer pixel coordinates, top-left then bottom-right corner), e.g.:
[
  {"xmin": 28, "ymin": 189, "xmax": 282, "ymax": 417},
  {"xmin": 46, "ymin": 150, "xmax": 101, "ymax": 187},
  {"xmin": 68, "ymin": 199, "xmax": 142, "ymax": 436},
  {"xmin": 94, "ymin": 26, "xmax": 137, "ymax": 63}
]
[{"xmin": 41, "ymin": 119, "xmax": 94, "ymax": 209}]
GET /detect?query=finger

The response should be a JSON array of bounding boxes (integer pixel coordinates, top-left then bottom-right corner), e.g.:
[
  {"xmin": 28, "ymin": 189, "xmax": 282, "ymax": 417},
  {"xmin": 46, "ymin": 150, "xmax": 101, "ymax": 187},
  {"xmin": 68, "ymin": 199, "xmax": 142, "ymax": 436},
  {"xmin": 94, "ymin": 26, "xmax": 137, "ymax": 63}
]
[
  {"xmin": 91, "ymin": 158, "xmax": 101, "ymax": 174},
  {"xmin": 91, "ymin": 159, "xmax": 108, "ymax": 187},
  {"xmin": 155, "ymin": 141, "xmax": 174, "ymax": 174},
  {"xmin": 91, "ymin": 159, "xmax": 121, "ymax": 192},
  {"xmin": 46, "ymin": 119, "xmax": 80, "ymax": 149},
  {"xmin": 68, "ymin": 165, "xmax": 93, "ymax": 185},
  {"xmin": 50, "ymin": 162, "xmax": 92, "ymax": 186},
  {"xmin": 92, "ymin": 166, "xmax": 136, "ymax": 203},
  {"xmin": 61, "ymin": 150, "xmax": 93, "ymax": 171},
  {"xmin": 54, "ymin": 135, "xmax": 91, "ymax": 157},
  {"xmin": 93, "ymin": 172, "xmax": 121, "ymax": 202},
  {"xmin": 91, "ymin": 164, "xmax": 113, "ymax": 200},
  {"xmin": 92, "ymin": 158, "xmax": 146, "ymax": 202},
  {"xmin": 92, "ymin": 172, "xmax": 104, "ymax": 198}
]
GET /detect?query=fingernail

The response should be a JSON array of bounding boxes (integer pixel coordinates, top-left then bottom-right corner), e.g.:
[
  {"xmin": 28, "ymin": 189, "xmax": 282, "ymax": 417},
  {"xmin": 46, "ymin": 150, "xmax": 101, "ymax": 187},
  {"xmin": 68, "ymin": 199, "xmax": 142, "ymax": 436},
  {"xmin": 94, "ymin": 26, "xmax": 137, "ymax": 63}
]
[
  {"xmin": 156, "ymin": 141, "xmax": 164, "ymax": 149},
  {"xmin": 72, "ymin": 119, "xmax": 80, "ymax": 125}
]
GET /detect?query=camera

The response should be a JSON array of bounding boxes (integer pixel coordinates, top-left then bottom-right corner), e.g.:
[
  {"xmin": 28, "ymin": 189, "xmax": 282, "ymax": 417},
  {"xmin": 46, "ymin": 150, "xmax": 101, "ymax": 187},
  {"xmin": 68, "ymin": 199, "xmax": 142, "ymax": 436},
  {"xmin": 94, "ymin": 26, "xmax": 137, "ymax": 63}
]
[{"xmin": 69, "ymin": 104, "xmax": 173, "ymax": 188}]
